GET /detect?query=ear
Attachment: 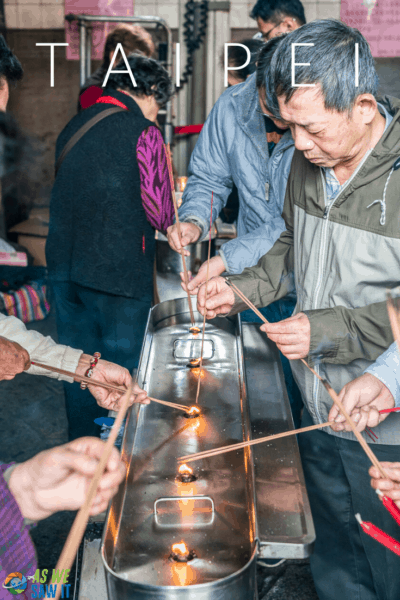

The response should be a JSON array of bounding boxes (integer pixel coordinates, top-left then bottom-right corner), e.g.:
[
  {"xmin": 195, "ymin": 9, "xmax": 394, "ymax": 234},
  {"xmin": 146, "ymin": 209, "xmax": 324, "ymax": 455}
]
[
  {"xmin": 281, "ymin": 16, "xmax": 298, "ymax": 32},
  {"xmin": 353, "ymin": 94, "xmax": 378, "ymax": 125}
]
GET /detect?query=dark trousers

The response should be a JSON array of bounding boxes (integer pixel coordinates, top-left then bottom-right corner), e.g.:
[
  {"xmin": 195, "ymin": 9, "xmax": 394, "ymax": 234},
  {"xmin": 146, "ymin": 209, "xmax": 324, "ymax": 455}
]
[
  {"xmin": 241, "ymin": 297, "xmax": 303, "ymax": 427},
  {"xmin": 52, "ymin": 281, "xmax": 152, "ymax": 440},
  {"xmin": 299, "ymin": 408, "xmax": 400, "ymax": 600}
]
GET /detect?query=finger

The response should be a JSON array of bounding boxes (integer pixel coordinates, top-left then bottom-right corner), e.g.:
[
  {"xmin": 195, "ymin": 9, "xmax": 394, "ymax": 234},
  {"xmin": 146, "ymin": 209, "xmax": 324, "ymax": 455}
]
[
  {"xmin": 369, "ymin": 463, "xmax": 400, "ymax": 480},
  {"xmin": 371, "ymin": 478, "xmax": 397, "ymax": 492},
  {"xmin": 205, "ymin": 290, "xmax": 234, "ymax": 311},
  {"xmin": 266, "ymin": 333, "xmax": 303, "ymax": 345},
  {"xmin": 340, "ymin": 411, "xmax": 361, "ymax": 431},
  {"xmin": 68, "ymin": 438, "xmax": 121, "ymax": 472},
  {"xmin": 262, "ymin": 321, "xmax": 303, "ymax": 335},
  {"xmin": 354, "ymin": 408, "xmax": 370, "ymax": 432}
]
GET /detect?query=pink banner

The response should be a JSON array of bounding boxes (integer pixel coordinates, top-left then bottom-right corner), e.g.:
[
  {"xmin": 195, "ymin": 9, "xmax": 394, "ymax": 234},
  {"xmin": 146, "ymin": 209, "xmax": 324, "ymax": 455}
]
[
  {"xmin": 341, "ymin": 0, "xmax": 400, "ymax": 57},
  {"xmin": 65, "ymin": 0, "xmax": 134, "ymax": 60}
]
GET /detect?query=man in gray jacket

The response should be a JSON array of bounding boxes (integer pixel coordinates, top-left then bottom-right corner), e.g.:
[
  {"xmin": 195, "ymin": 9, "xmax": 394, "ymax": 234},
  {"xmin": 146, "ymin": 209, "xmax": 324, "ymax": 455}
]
[{"xmin": 197, "ymin": 20, "xmax": 400, "ymax": 600}]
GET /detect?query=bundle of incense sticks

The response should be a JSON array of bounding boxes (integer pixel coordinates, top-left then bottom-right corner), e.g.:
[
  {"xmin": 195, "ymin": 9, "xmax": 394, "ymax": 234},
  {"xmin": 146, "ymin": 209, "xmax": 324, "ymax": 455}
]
[
  {"xmin": 223, "ymin": 280, "xmax": 387, "ymax": 478},
  {"xmin": 194, "ymin": 191, "xmax": 214, "ymax": 405},
  {"xmin": 164, "ymin": 143, "xmax": 195, "ymax": 327},
  {"xmin": 30, "ymin": 361, "xmax": 191, "ymax": 412}
]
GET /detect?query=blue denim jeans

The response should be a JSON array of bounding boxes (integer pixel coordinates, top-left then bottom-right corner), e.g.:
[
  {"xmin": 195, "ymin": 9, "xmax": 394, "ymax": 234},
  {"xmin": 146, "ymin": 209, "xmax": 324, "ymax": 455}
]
[
  {"xmin": 52, "ymin": 281, "xmax": 152, "ymax": 440},
  {"xmin": 241, "ymin": 296, "xmax": 303, "ymax": 427},
  {"xmin": 299, "ymin": 408, "xmax": 400, "ymax": 600}
]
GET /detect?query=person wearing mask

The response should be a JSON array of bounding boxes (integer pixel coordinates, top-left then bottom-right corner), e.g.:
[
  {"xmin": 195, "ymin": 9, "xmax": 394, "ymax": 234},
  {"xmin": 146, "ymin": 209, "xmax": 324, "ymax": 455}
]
[{"xmin": 46, "ymin": 54, "xmax": 174, "ymax": 440}]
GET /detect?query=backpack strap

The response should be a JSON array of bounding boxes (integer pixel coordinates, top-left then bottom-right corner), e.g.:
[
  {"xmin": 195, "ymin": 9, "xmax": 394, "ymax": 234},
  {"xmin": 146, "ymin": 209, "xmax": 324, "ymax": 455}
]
[{"xmin": 55, "ymin": 106, "xmax": 125, "ymax": 176}]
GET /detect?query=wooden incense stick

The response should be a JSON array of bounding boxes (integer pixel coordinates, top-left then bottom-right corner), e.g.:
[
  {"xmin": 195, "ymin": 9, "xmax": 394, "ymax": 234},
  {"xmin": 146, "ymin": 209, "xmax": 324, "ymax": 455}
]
[
  {"xmin": 53, "ymin": 382, "xmax": 133, "ymax": 600},
  {"xmin": 164, "ymin": 143, "xmax": 195, "ymax": 326},
  {"xmin": 179, "ymin": 420, "xmax": 335, "ymax": 463},
  {"xmin": 224, "ymin": 280, "xmax": 387, "ymax": 477},
  {"xmin": 30, "ymin": 361, "xmax": 190, "ymax": 412},
  {"xmin": 195, "ymin": 191, "xmax": 214, "ymax": 404}
]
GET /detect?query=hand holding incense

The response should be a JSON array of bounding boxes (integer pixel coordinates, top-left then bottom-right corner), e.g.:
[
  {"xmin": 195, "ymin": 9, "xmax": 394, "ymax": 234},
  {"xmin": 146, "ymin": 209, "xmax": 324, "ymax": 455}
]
[
  {"xmin": 224, "ymin": 280, "xmax": 386, "ymax": 470},
  {"xmin": 164, "ymin": 143, "xmax": 195, "ymax": 326}
]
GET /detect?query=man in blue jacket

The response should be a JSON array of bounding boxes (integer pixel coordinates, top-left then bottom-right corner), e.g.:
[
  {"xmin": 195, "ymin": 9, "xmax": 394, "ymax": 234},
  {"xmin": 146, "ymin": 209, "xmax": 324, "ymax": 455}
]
[{"xmin": 167, "ymin": 37, "xmax": 303, "ymax": 422}]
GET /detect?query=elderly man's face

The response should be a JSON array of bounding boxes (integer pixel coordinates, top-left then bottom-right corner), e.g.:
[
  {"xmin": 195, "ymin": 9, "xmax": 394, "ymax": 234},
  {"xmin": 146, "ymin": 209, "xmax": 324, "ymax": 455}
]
[{"xmin": 278, "ymin": 86, "xmax": 371, "ymax": 168}]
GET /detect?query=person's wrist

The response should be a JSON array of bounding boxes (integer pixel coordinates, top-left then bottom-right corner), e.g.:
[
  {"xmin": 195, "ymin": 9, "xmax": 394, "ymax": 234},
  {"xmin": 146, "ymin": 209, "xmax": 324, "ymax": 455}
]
[
  {"xmin": 75, "ymin": 353, "xmax": 92, "ymax": 378},
  {"xmin": 8, "ymin": 462, "xmax": 40, "ymax": 521}
]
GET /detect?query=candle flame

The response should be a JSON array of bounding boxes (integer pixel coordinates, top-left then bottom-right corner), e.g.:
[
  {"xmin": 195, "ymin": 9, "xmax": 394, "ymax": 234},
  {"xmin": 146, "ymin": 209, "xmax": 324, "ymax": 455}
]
[
  {"xmin": 187, "ymin": 406, "xmax": 201, "ymax": 417},
  {"xmin": 178, "ymin": 463, "xmax": 193, "ymax": 475},
  {"xmin": 172, "ymin": 541, "xmax": 189, "ymax": 556},
  {"xmin": 189, "ymin": 358, "xmax": 200, "ymax": 366},
  {"xmin": 189, "ymin": 327, "xmax": 201, "ymax": 335}
]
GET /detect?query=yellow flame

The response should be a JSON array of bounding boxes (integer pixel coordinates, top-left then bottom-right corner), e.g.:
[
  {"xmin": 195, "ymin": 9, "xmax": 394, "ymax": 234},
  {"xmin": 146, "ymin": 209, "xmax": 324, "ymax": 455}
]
[
  {"xmin": 172, "ymin": 541, "xmax": 189, "ymax": 556},
  {"xmin": 178, "ymin": 463, "xmax": 193, "ymax": 475},
  {"xmin": 187, "ymin": 406, "xmax": 201, "ymax": 417}
]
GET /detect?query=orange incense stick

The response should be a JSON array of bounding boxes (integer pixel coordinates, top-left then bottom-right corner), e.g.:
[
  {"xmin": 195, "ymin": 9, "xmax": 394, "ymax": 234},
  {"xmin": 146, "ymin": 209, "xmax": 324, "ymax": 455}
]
[
  {"xmin": 164, "ymin": 143, "xmax": 195, "ymax": 326},
  {"xmin": 195, "ymin": 192, "xmax": 214, "ymax": 404}
]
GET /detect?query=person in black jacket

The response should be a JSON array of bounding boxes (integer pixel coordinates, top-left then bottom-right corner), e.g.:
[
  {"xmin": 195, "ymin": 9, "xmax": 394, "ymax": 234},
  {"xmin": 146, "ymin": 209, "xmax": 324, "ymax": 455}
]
[{"xmin": 46, "ymin": 55, "xmax": 174, "ymax": 440}]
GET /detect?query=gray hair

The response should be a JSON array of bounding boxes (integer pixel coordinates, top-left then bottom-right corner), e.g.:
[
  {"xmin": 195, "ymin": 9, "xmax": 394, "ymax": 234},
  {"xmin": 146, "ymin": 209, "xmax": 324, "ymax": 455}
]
[{"xmin": 268, "ymin": 19, "xmax": 378, "ymax": 116}]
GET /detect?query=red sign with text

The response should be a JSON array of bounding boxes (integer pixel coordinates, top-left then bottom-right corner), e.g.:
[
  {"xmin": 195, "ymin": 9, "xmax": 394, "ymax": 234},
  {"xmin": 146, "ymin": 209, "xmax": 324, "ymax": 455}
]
[{"xmin": 341, "ymin": 0, "xmax": 400, "ymax": 57}]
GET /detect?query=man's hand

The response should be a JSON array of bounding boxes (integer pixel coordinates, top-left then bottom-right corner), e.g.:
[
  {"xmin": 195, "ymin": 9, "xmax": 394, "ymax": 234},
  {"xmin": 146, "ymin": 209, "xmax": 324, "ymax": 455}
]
[
  {"xmin": 260, "ymin": 312, "xmax": 311, "ymax": 360},
  {"xmin": 0, "ymin": 336, "xmax": 31, "ymax": 380},
  {"xmin": 167, "ymin": 222, "xmax": 201, "ymax": 256},
  {"xmin": 329, "ymin": 373, "xmax": 394, "ymax": 433},
  {"xmin": 75, "ymin": 355, "xmax": 149, "ymax": 411},
  {"xmin": 8, "ymin": 438, "xmax": 125, "ymax": 520},
  {"xmin": 197, "ymin": 276, "xmax": 235, "ymax": 318},
  {"xmin": 181, "ymin": 256, "xmax": 226, "ymax": 295},
  {"xmin": 369, "ymin": 462, "xmax": 400, "ymax": 508}
]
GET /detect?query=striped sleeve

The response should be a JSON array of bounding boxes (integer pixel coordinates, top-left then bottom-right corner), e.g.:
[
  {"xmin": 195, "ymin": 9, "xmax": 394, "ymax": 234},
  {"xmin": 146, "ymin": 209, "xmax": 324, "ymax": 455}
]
[{"xmin": 136, "ymin": 126, "xmax": 174, "ymax": 231}]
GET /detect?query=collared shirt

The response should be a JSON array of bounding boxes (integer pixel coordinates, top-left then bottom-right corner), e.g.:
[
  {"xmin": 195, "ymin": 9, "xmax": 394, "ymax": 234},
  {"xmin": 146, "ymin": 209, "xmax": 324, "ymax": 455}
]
[{"xmin": 322, "ymin": 103, "xmax": 393, "ymax": 204}]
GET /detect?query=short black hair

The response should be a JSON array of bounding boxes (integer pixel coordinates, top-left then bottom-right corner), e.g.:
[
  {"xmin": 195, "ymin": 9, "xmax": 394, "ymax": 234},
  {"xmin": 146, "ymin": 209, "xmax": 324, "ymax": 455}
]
[
  {"xmin": 106, "ymin": 53, "xmax": 173, "ymax": 107},
  {"xmin": 0, "ymin": 35, "xmax": 23, "ymax": 84},
  {"xmin": 250, "ymin": 0, "xmax": 306, "ymax": 26},
  {"xmin": 223, "ymin": 38, "xmax": 265, "ymax": 82}
]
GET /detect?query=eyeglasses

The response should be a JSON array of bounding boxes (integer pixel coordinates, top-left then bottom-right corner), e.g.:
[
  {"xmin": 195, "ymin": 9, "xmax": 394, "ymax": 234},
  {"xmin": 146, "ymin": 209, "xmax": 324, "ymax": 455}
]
[{"xmin": 261, "ymin": 22, "xmax": 282, "ymax": 41}]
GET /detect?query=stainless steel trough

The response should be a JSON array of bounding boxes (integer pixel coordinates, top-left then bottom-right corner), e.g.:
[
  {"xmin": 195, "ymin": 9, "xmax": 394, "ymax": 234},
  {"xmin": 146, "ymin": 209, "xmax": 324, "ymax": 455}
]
[{"xmin": 102, "ymin": 297, "xmax": 315, "ymax": 600}]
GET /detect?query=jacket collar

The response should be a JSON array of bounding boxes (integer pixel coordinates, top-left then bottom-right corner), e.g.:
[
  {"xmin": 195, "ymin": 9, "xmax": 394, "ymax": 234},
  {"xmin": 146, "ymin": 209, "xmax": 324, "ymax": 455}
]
[
  {"xmin": 102, "ymin": 87, "xmax": 146, "ymax": 119},
  {"xmin": 231, "ymin": 73, "xmax": 270, "ymax": 162}
]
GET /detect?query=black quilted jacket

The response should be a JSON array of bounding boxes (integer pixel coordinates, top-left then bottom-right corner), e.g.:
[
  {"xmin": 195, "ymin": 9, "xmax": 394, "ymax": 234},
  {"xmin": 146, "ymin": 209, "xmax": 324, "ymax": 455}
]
[{"xmin": 46, "ymin": 89, "xmax": 156, "ymax": 300}]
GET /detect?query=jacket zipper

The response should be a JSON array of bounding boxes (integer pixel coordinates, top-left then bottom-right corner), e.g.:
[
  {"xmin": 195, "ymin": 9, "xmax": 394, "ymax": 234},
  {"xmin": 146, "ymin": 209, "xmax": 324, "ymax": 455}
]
[
  {"xmin": 310, "ymin": 151, "xmax": 373, "ymax": 422},
  {"xmin": 311, "ymin": 177, "xmax": 333, "ymax": 423}
]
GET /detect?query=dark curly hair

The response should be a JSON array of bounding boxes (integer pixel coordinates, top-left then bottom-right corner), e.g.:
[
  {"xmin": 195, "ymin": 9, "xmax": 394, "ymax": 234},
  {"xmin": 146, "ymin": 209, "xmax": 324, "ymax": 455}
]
[
  {"xmin": 106, "ymin": 54, "xmax": 173, "ymax": 107},
  {"xmin": 0, "ymin": 35, "xmax": 23, "ymax": 85}
]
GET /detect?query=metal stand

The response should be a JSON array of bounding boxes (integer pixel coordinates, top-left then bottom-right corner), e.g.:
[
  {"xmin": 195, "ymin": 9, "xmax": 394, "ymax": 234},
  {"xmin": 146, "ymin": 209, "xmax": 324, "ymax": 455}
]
[{"xmin": 65, "ymin": 13, "xmax": 174, "ymax": 144}]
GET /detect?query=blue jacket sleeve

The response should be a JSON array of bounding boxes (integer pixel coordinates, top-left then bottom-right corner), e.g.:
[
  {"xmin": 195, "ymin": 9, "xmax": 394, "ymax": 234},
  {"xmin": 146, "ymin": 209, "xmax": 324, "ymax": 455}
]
[
  {"xmin": 364, "ymin": 342, "xmax": 400, "ymax": 407},
  {"xmin": 219, "ymin": 217, "xmax": 286, "ymax": 273},
  {"xmin": 178, "ymin": 92, "xmax": 235, "ymax": 239}
]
